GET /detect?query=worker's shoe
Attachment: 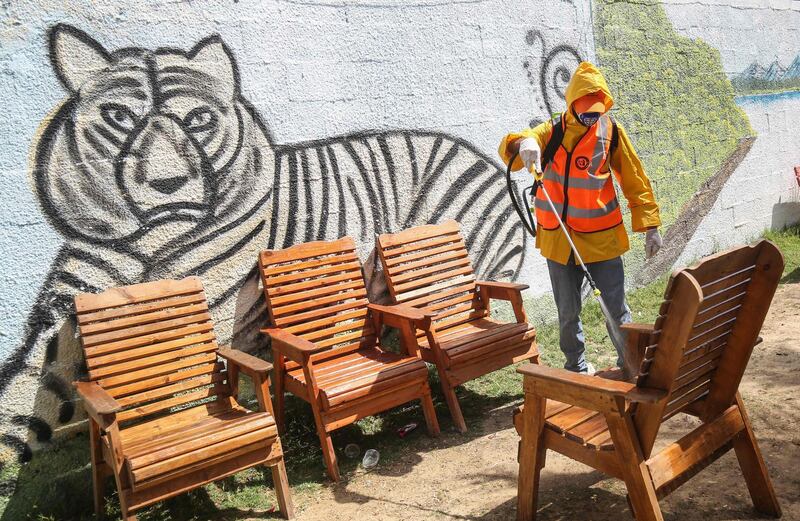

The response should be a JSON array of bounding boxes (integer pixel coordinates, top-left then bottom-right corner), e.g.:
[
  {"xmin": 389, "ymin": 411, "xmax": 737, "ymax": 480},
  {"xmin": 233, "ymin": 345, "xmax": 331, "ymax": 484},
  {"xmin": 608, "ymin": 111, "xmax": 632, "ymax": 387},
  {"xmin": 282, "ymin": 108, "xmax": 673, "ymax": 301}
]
[{"xmin": 580, "ymin": 363, "xmax": 596, "ymax": 376}]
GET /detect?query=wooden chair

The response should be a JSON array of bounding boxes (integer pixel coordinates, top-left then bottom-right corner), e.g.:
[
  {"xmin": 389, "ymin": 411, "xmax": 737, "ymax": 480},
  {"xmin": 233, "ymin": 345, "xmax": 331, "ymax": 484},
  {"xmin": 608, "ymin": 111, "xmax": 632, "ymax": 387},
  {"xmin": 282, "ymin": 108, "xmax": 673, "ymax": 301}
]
[
  {"xmin": 73, "ymin": 277, "xmax": 293, "ymax": 520},
  {"xmin": 258, "ymin": 236, "xmax": 440, "ymax": 482},
  {"xmin": 514, "ymin": 240, "xmax": 784, "ymax": 521},
  {"xmin": 376, "ymin": 219, "xmax": 538, "ymax": 432}
]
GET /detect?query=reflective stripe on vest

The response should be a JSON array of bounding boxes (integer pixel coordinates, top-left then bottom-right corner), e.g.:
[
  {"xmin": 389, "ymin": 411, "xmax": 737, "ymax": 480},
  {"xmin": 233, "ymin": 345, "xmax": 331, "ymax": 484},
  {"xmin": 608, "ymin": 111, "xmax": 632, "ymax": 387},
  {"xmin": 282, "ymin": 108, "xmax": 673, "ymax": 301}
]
[{"xmin": 535, "ymin": 113, "xmax": 623, "ymax": 233}]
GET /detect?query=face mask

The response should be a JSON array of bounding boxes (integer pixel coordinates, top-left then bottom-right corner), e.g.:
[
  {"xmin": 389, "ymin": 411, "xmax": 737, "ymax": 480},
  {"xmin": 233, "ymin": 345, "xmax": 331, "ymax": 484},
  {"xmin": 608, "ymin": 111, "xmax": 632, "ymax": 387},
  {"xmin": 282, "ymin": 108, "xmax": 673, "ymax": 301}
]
[{"xmin": 578, "ymin": 111, "xmax": 601, "ymax": 127}]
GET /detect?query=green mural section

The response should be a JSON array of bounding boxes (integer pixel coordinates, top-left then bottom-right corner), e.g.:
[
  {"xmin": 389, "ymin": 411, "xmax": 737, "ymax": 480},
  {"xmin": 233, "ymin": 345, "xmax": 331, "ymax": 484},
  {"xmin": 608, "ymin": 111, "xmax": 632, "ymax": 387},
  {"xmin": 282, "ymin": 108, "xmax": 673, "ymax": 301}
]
[
  {"xmin": 593, "ymin": 0, "xmax": 753, "ymax": 268},
  {"xmin": 732, "ymin": 74, "xmax": 800, "ymax": 95}
]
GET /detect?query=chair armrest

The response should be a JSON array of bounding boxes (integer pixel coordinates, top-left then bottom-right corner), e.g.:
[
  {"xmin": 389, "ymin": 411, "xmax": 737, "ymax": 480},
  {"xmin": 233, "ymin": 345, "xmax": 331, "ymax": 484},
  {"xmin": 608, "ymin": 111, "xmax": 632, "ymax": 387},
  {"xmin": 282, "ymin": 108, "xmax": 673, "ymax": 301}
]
[
  {"xmin": 619, "ymin": 322, "xmax": 656, "ymax": 380},
  {"xmin": 368, "ymin": 303, "xmax": 432, "ymax": 358},
  {"xmin": 476, "ymin": 280, "xmax": 529, "ymax": 300},
  {"xmin": 517, "ymin": 363, "xmax": 666, "ymax": 413},
  {"xmin": 218, "ymin": 348, "xmax": 273, "ymax": 379},
  {"xmin": 477, "ymin": 280, "xmax": 529, "ymax": 323},
  {"xmin": 262, "ymin": 327, "xmax": 328, "ymax": 363},
  {"xmin": 74, "ymin": 381, "xmax": 121, "ymax": 427},
  {"xmin": 368, "ymin": 303, "xmax": 432, "ymax": 327},
  {"xmin": 619, "ymin": 322, "xmax": 655, "ymax": 335}
]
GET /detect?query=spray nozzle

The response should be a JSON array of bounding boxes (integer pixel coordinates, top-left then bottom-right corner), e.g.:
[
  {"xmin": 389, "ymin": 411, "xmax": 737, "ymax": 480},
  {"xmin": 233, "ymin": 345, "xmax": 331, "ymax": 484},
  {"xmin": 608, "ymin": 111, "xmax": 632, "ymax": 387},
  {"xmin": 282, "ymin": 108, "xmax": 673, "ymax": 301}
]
[{"xmin": 529, "ymin": 167, "xmax": 544, "ymax": 182}]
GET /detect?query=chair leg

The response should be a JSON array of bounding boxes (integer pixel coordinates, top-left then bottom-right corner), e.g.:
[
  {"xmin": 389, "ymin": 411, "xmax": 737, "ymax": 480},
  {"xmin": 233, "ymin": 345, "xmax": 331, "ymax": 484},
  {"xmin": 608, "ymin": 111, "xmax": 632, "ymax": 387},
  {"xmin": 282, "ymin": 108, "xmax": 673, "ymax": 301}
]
[
  {"xmin": 92, "ymin": 465, "xmax": 109, "ymax": 519},
  {"xmin": 517, "ymin": 394, "xmax": 546, "ymax": 521},
  {"xmin": 114, "ymin": 482, "xmax": 137, "ymax": 521},
  {"xmin": 622, "ymin": 473, "xmax": 662, "ymax": 521},
  {"xmin": 420, "ymin": 389, "xmax": 441, "ymax": 437},
  {"xmin": 606, "ymin": 414, "xmax": 664, "ymax": 521},
  {"xmin": 274, "ymin": 375, "xmax": 286, "ymax": 435},
  {"xmin": 732, "ymin": 395, "xmax": 781, "ymax": 517},
  {"xmin": 317, "ymin": 428, "xmax": 340, "ymax": 482},
  {"xmin": 88, "ymin": 421, "xmax": 107, "ymax": 518},
  {"xmin": 440, "ymin": 379, "xmax": 467, "ymax": 433},
  {"xmin": 308, "ymin": 399, "xmax": 340, "ymax": 481},
  {"xmin": 270, "ymin": 458, "xmax": 295, "ymax": 519}
]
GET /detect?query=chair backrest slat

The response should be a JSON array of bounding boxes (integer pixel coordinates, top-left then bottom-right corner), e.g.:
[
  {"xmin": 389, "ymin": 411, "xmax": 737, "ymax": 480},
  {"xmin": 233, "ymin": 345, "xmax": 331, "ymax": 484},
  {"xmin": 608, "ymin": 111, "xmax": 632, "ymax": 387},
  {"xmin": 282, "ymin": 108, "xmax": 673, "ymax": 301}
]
[
  {"xmin": 377, "ymin": 220, "xmax": 484, "ymax": 332},
  {"xmin": 75, "ymin": 277, "xmax": 227, "ymax": 425},
  {"xmin": 259, "ymin": 237, "xmax": 374, "ymax": 362},
  {"xmin": 690, "ymin": 241, "xmax": 783, "ymax": 419},
  {"xmin": 631, "ymin": 240, "xmax": 783, "ymax": 455}
]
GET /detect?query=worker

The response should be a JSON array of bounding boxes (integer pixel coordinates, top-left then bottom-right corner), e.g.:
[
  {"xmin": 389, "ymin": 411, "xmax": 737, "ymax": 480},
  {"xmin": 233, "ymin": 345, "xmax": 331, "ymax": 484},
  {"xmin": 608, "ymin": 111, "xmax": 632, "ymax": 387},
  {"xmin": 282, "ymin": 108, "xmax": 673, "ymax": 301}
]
[{"xmin": 498, "ymin": 61, "xmax": 662, "ymax": 374}]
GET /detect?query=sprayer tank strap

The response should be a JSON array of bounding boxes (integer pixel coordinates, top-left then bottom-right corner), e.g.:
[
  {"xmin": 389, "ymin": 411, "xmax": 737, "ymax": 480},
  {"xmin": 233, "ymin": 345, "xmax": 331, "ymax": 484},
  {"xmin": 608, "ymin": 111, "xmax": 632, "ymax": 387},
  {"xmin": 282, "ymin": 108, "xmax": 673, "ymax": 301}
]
[
  {"xmin": 540, "ymin": 113, "xmax": 619, "ymax": 171},
  {"xmin": 541, "ymin": 114, "xmax": 565, "ymax": 171}
]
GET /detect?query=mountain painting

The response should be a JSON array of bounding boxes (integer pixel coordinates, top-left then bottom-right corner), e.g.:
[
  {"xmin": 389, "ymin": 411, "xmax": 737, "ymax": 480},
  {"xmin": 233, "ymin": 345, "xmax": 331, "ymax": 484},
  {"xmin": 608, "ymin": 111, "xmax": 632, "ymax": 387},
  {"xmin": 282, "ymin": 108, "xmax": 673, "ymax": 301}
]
[{"xmin": 733, "ymin": 55, "xmax": 800, "ymax": 94}]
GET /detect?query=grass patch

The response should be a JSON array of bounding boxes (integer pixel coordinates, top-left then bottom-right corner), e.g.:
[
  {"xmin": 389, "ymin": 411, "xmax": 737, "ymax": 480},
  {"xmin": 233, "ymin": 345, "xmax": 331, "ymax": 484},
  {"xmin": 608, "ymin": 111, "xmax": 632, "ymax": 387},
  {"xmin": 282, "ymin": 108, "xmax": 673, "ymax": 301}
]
[
  {"xmin": 764, "ymin": 224, "xmax": 800, "ymax": 283},
  {"xmin": 3, "ymin": 228, "xmax": 799, "ymax": 520}
]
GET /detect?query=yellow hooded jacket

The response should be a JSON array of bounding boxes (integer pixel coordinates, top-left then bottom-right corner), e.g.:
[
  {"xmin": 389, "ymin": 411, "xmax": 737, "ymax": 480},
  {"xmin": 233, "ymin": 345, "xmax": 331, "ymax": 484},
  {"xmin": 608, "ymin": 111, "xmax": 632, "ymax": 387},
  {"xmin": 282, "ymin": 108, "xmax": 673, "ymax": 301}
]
[{"xmin": 498, "ymin": 62, "xmax": 661, "ymax": 265}]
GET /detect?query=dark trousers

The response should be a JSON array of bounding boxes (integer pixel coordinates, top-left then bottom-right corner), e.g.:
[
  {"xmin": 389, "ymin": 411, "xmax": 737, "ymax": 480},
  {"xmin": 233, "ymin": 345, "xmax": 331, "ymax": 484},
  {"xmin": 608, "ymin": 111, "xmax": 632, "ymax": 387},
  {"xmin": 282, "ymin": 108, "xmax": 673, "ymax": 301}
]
[{"xmin": 546, "ymin": 255, "xmax": 631, "ymax": 372}]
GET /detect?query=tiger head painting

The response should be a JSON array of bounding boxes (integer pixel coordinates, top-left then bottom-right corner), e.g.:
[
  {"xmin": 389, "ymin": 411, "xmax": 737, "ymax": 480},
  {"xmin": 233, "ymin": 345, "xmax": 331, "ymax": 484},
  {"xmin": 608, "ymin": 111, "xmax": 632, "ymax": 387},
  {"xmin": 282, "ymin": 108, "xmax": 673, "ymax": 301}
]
[{"xmin": 35, "ymin": 24, "xmax": 272, "ymax": 247}]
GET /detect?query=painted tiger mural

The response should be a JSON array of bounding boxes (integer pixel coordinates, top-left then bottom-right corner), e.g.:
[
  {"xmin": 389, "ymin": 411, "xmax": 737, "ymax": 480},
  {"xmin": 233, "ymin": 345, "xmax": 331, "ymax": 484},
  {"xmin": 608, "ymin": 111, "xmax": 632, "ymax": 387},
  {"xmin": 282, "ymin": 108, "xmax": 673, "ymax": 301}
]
[{"xmin": 0, "ymin": 24, "xmax": 527, "ymax": 460}]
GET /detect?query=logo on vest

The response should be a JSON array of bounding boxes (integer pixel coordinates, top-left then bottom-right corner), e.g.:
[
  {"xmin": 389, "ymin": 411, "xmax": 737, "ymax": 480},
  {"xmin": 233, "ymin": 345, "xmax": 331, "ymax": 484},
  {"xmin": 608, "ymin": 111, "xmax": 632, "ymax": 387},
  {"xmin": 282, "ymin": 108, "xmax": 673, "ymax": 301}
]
[{"xmin": 575, "ymin": 156, "xmax": 590, "ymax": 170}]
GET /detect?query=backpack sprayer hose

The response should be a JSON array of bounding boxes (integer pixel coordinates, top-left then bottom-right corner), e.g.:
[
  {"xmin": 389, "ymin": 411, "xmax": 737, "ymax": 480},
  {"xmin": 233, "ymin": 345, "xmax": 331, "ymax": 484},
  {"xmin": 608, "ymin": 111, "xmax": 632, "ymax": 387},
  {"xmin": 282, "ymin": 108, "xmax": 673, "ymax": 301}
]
[
  {"xmin": 504, "ymin": 151, "xmax": 537, "ymax": 237},
  {"xmin": 504, "ymin": 151, "xmax": 626, "ymax": 353}
]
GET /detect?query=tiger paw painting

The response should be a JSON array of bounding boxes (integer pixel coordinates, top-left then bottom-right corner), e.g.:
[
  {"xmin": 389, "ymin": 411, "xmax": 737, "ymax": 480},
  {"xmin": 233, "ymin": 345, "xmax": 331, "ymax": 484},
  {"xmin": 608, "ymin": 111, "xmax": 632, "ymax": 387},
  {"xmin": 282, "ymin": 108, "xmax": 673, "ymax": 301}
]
[{"xmin": 0, "ymin": 24, "xmax": 527, "ymax": 461}]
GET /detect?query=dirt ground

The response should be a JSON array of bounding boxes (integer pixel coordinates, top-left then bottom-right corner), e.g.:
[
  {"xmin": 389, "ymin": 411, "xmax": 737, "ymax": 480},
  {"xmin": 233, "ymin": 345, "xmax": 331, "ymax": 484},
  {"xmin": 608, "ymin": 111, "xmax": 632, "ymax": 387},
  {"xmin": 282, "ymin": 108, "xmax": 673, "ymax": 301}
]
[{"xmin": 291, "ymin": 283, "xmax": 800, "ymax": 521}]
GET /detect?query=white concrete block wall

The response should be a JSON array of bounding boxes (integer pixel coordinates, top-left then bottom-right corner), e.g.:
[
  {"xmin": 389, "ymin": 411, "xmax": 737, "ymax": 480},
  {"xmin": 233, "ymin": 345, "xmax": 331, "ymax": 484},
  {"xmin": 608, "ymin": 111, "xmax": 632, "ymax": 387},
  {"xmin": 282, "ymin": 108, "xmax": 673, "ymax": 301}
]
[
  {"xmin": 676, "ymin": 95, "xmax": 800, "ymax": 266},
  {"xmin": 663, "ymin": 0, "xmax": 800, "ymax": 265}
]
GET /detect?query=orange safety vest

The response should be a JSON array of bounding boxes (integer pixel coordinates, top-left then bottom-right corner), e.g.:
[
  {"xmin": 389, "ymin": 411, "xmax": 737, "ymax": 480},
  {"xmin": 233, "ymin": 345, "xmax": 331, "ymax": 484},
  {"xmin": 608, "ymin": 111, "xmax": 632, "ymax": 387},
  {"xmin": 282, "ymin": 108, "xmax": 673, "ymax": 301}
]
[{"xmin": 534, "ymin": 113, "xmax": 622, "ymax": 233}]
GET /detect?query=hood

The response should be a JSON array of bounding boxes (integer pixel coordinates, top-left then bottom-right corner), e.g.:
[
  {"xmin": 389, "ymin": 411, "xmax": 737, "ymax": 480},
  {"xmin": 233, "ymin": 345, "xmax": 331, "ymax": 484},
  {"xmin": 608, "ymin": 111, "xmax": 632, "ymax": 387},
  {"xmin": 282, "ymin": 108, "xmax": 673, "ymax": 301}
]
[{"xmin": 564, "ymin": 62, "xmax": 614, "ymax": 112}]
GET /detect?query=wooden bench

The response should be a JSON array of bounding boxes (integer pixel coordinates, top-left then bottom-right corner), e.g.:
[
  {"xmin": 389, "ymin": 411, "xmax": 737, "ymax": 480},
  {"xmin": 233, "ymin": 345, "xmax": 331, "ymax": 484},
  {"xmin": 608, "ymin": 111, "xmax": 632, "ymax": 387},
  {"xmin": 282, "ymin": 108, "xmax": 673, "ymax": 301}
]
[
  {"xmin": 258, "ymin": 237, "xmax": 440, "ymax": 482},
  {"xmin": 376, "ymin": 220, "xmax": 538, "ymax": 432},
  {"xmin": 515, "ymin": 240, "xmax": 784, "ymax": 520},
  {"xmin": 73, "ymin": 277, "xmax": 293, "ymax": 520}
]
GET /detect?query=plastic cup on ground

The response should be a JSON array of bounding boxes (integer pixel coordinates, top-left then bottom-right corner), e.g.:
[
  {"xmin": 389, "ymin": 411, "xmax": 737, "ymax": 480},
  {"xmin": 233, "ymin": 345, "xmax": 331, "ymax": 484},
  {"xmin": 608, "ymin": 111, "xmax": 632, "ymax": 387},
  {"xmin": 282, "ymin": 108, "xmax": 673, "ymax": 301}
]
[
  {"xmin": 344, "ymin": 443, "xmax": 360, "ymax": 459},
  {"xmin": 362, "ymin": 449, "xmax": 379, "ymax": 469}
]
